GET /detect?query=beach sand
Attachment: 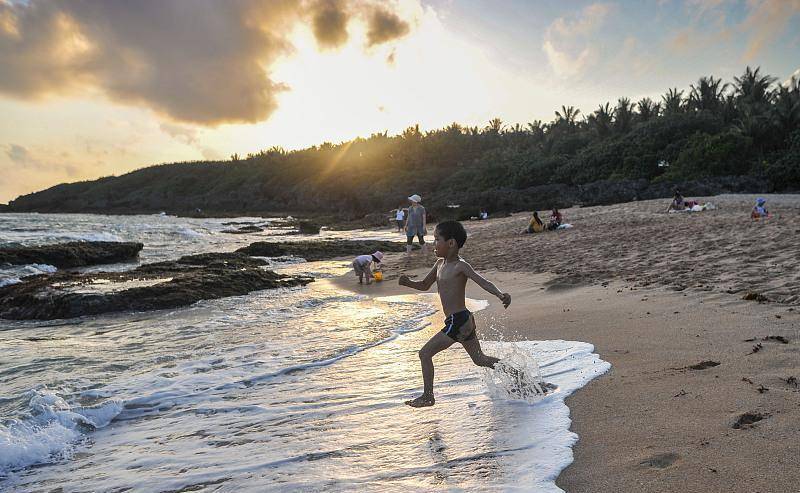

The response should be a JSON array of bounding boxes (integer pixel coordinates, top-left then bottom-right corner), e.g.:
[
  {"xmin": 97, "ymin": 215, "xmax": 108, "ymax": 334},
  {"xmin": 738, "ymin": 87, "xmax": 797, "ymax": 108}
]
[{"xmin": 338, "ymin": 193, "xmax": 800, "ymax": 492}]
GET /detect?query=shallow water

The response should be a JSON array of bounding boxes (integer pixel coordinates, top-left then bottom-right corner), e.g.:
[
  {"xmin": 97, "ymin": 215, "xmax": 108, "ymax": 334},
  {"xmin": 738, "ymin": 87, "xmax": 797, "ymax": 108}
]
[{"xmin": 0, "ymin": 213, "xmax": 609, "ymax": 491}]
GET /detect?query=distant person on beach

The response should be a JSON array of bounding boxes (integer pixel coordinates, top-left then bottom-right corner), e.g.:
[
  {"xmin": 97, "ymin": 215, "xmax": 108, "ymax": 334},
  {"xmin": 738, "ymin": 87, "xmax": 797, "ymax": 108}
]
[
  {"xmin": 523, "ymin": 211, "xmax": 544, "ymax": 233},
  {"xmin": 547, "ymin": 207, "xmax": 562, "ymax": 230},
  {"xmin": 479, "ymin": 209, "xmax": 489, "ymax": 220},
  {"xmin": 404, "ymin": 194, "xmax": 427, "ymax": 254},
  {"xmin": 395, "ymin": 206, "xmax": 406, "ymax": 232},
  {"xmin": 667, "ymin": 190, "xmax": 685, "ymax": 212},
  {"xmin": 352, "ymin": 251, "xmax": 383, "ymax": 284},
  {"xmin": 398, "ymin": 220, "xmax": 512, "ymax": 407},
  {"xmin": 751, "ymin": 197, "xmax": 770, "ymax": 219}
]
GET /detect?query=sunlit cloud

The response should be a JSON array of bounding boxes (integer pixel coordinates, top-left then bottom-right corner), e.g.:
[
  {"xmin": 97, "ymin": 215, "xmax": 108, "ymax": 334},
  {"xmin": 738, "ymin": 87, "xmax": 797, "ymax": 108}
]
[
  {"xmin": 542, "ymin": 3, "xmax": 613, "ymax": 78},
  {"xmin": 0, "ymin": 0, "xmax": 414, "ymax": 126},
  {"xmin": 309, "ymin": 0, "xmax": 350, "ymax": 49},
  {"xmin": 740, "ymin": 0, "xmax": 800, "ymax": 62}
]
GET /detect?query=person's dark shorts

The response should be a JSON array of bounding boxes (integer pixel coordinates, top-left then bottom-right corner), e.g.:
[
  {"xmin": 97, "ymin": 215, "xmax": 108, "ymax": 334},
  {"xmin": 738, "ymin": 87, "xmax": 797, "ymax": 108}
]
[
  {"xmin": 396, "ymin": 220, "xmax": 404, "ymax": 229},
  {"xmin": 406, "ymin": 234, "xmax": 425, "ymax": 245},
  {"xmin": 441, "ymin": 309, "xmax": 476, "ymax": 342}
]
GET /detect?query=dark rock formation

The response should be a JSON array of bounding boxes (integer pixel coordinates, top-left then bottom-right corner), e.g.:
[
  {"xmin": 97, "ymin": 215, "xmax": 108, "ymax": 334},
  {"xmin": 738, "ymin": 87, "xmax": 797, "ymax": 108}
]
[
  {"xmin": 0, "ymin": 241, "xmax": 143, "ymax": 268},
  {"xmin": 236, "ymin": 240, "xmax": 409, "ymax": 261},
  {"xmin": 0, "ymin": 251, "xmax": 313, "ymax": 320},
  {"xmin": 221, "ymin": 225, "xmax": 264, "ymax": 234},
  {"xmin": 297, "ymin": 221, "xmax": 321, "ymax": 235},
  {"xmin": 133, "ymin": 252, "xmax": 267, "ymax": 273}
]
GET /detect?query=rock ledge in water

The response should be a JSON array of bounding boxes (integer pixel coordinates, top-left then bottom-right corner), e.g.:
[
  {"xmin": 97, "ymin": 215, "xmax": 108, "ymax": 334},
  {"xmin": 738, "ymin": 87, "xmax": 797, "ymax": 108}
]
[
  {"xmin": 237, "ymin": 240, "xmax": 410, "ymax": 261},
  {"xmin": 0, "ymin": 252, "xmax": 312, "ymax": 320},
  {"xmin": 0, "ymin": 241, "xmax": 143, "ymax": 268}
]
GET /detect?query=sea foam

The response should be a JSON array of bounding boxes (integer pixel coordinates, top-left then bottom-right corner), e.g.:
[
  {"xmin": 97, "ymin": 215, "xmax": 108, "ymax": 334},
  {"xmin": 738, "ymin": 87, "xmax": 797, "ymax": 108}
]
[{"xmin": 0, "ymin": 390, "xmax": 124, "ymax": 477}]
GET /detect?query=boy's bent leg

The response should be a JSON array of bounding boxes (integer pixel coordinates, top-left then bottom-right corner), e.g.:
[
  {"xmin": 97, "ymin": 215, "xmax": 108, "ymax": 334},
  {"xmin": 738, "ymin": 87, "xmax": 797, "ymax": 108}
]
[
  {"xmin": 461, "ymin": 337, "xmax": 499, "ymax": 369},
  {"xmin": 406, "ymin": 332, "xmax": 454, "ymax": 407}
]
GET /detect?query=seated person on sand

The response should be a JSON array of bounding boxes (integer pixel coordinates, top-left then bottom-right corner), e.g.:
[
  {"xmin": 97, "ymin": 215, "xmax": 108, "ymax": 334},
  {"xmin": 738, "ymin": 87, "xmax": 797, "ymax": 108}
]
[
  {"xmin": 523, "ymin": 211, "xmax": 545, "ymax": 234},
  {"xmin": 666, "ymin": 190, "xmax": 685, "ymax": 212},
  {"xmin": 547, "ymin": 208, "xmax": 562, "ymax": 231},
  {"xmin": 751, "ymin": 198, "xmax": 771, "ymax": 220}
]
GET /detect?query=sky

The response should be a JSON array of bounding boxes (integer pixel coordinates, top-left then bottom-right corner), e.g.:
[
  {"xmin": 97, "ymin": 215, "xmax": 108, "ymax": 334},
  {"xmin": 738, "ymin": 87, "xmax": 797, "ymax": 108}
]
[{"xmin": 1, "ymin": 0, "xmax": 799, "ymax": 204}]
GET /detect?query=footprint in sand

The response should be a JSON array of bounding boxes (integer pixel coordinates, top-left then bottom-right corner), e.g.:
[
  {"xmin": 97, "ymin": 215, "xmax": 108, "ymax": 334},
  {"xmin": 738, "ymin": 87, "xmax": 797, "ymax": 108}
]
[{"xmin": 639, "ymin": 452, "xmax": 680, "ymax": 470}]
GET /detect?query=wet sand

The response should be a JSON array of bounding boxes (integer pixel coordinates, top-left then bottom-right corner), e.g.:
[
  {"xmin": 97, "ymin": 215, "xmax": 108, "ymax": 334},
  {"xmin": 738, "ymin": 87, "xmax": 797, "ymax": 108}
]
[{"xmin": 338, "ymin": 193, "xmax": 800, "ymax": 492}]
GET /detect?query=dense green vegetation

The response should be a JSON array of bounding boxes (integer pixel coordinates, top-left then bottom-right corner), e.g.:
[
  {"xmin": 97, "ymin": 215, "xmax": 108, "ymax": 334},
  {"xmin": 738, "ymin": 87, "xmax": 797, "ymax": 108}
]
[{"xmin": 8, "ymin": 67, "xmax": 799, "ymax": 218}]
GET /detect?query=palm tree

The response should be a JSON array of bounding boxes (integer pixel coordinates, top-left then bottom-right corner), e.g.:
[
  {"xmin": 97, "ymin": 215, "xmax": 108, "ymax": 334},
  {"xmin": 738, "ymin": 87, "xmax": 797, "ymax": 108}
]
[
  {"xmin": 614, "ymin": 97, "xmax": 634, "ymax": 133},
  {"xmin": 485, "ymin": 118, "xmax": 504, "ymax": 134},
  {"xmin": 688, "ymin": 76, "xmax": 729, "ymax": 113},
  {"xmin": 772, "ymin": 84, "xmax": 800, "ymax": 140},
  {"xmin": 661, "ymin": 88, "xmax": 684, "ymax": 115},
  {"xmin": 734, "ymin": 66, "xmax": 777, "ymax": 108},
  {"xmin": 554, "ymin": 105, "xmax": 580, "ymax": 128},
  {"xmin": 590, "ymin": 103, "xmax": 614, "ymax": 137},
  {"xmin": 636, "ymin": 97, "xmax": 660, "ymax": 122}
]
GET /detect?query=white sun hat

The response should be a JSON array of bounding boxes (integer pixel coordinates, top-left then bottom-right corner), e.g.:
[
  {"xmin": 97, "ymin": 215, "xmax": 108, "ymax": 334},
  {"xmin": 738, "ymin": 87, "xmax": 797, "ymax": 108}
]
[{"xmin": 408, "ymin": 194, "xmax": 422, "ymax": 203}]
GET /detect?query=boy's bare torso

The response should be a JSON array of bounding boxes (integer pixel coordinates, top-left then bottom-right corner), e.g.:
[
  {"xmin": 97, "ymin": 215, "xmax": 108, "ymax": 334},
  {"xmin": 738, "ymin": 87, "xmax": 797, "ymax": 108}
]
[{"xmin": 436, "ymin": 258, "xmax": 468, "ymax": 316}]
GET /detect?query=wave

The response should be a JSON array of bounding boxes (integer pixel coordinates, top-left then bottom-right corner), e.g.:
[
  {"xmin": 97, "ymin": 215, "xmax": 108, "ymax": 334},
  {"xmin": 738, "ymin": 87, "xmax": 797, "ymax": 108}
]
[
  {"xmin": 60, "ymin": 232, "xmax": 124, "ymax": 242},
  {"xmin": 0, "ymin": 264, "xmax": 58, "ymax": 287},
  {"xmin": 0, "ymin": 390, "xmax": 123, "ymax": 477}
]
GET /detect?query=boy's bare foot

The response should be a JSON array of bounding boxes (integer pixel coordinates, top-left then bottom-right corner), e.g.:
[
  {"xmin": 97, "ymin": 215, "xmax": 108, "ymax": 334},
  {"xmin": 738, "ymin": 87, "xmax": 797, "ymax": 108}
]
[{"xmin": 405, "ymin": 394, "xmax": 435, "ymax": 407}]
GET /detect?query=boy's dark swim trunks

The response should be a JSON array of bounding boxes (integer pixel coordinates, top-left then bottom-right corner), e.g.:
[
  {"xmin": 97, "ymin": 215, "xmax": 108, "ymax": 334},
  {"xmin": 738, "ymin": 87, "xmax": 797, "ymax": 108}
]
[{"xmin": 442, "ymin": 309, "xmax": 475, "ymax": 342}]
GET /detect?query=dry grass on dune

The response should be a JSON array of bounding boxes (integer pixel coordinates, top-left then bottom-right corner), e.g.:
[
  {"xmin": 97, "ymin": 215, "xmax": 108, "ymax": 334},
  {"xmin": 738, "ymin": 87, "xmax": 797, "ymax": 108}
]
[{"xmin": 385, "ymin": 194, "xmax": 800, "ymax": 305}]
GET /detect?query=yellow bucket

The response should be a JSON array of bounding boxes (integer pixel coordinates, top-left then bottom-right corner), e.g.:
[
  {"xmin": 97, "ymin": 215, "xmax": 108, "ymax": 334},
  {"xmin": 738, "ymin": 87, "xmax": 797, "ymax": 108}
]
[{"xmin": 373, "ymin": 271, "xmax": 383, "ymax": 282}]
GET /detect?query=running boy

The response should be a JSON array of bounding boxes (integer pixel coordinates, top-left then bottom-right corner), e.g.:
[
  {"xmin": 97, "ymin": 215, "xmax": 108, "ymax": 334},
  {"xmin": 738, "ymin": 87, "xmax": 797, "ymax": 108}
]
[
  {"xmin": 353, "ymin": 251, "xmax": 383, "ymax": 284},
  {"xmin": 398, "ymin": 220, "xmax": 511, "ymax": 407}
]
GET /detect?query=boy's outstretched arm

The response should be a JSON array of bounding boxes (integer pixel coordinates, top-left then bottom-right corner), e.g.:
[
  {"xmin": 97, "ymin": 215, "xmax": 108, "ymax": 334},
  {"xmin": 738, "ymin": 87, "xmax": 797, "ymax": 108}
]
[
  {"xmin": 460, "ymin": 262, "xmax": 511, "ymax": 308},
  {"xmin": 398, "ymin": 261, "xmax": 439, "ymax": 291}
]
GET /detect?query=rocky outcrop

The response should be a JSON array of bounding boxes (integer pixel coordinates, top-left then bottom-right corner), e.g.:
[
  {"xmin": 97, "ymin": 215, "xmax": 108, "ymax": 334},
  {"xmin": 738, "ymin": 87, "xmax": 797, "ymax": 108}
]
[
  {"xmin": 0, "ymin": 251, "xmax": 313, "ymax": 320},
  {"xmin": 236, "ymin": 240, "xmax": 409, "ymax": 261},
  {"xmin": 0, "ymin": 241, "xmax": 144, "ymax": 268},
  {"xmin": 221, "ymin": 225, "xmax": 264, "ymax": 234},
  {"xmin": 297, "ymin": 221, "xmax": 321, "ymax": 234}
]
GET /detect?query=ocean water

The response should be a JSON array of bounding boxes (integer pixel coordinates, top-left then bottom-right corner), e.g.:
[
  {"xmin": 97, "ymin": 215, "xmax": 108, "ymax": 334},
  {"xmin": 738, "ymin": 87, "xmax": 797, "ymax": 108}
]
[{"xmin": 0, "ymin": 213, "xmax": 609, "ymax": 492}]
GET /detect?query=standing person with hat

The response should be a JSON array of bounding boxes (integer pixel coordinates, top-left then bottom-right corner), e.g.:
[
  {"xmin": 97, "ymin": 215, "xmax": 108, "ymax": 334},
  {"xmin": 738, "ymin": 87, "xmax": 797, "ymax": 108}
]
[{"xmin": 404, "ymin": 194, "xmax": 427, "ymax": 254}]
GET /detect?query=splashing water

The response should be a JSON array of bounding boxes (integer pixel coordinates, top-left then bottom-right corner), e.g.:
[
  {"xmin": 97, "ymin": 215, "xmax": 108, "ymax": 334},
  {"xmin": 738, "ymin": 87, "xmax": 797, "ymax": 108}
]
[{"xmin": 483, "ymin": 343, "xmax": 552, "ymax": 403}]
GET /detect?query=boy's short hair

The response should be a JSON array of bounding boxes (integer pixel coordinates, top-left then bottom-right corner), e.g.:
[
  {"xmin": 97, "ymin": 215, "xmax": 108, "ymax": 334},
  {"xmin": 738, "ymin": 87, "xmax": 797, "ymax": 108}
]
[{"xmin": 435, "ymin": 220, "xmax": 467, "ymax": 248}]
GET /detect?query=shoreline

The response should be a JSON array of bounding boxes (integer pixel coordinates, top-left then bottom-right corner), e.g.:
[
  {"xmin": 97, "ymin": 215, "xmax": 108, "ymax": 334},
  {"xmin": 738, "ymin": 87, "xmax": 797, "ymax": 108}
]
[
  {"xmin": 332, "ymin": 192, "xmax": 800, "ymax": 492},
  {"xmin": 337, "ymin": 266, "xmax": 800, "ymax": 491}
]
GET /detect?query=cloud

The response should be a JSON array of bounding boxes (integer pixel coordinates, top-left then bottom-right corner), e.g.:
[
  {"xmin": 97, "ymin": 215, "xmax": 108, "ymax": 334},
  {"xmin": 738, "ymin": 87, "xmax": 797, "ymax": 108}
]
[
  {"xmin": 4, "ymin": 143, "xmax": 79, "ymax": 176},
  {"xmin": 783, "ymin": 67, "xmax": 800, "ymax": 88},
  {"xmin": 200, "ymin": 147, "xmax": 224, "ymax": 161},
  {"xmin": 542, "ymin": 3, "xmax": 612, "ymax": 78},
  {"xmin": 159, "ymin": 122, "xmax": 198, "ymax": 145},
  {"xmin": 0, "ymin": 0, "xmax": 414, "ymax": 126},
  {"xmin": 740, "ymin": 0, "xmax": 800, "ymax": 62},
  {"xmin": 6, "ymin": 143, "xmax": 30, "ymax": 163},
  {"xmin": 366, "ymin": 6, "xmax": 411, "ymax": 47},
  {"xmin": 309, "ymin": 0, "xmax": 349, "ymax": 49}
]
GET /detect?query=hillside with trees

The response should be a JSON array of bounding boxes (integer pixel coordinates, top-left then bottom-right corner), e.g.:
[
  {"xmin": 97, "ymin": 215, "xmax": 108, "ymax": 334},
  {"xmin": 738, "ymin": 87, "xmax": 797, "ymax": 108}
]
[{"xmin": 7, "ymin": 67, "xmax": 799, "ymax": 219}]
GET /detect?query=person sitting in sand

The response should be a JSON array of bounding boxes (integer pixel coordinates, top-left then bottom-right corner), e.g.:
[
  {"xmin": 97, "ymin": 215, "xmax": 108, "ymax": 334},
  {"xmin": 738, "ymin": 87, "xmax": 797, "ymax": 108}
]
[
  {"xmin": 547, "ymin": 207, "xmax": 562, "ymax": 231},
  {"xmin": 352, "ymin": 251, "xmax": 383, "ymax": 284},
  {"xmin": 398, "ymin": 220, "xmax": 512, "ymax": 407},
  {"xmin": 751, "ymin": 197, "xmax": 770, "ymax": 219},
  {"xmin": 523, "ymin": 211, "xmax": 544, "ymax": 233},
  {"xmin": 667, "ymin": 190, "xmax": 685, "ymax": 212}
]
